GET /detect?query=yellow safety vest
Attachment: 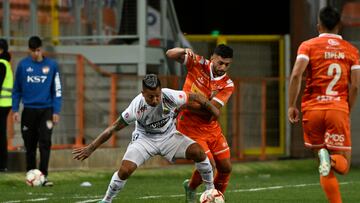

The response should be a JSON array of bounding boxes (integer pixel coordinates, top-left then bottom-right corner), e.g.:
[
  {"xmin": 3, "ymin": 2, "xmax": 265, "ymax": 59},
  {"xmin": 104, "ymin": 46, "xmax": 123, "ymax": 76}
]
[{"xmin": 0, "ymin": 58, "xmax": 13, "ymax": 107}]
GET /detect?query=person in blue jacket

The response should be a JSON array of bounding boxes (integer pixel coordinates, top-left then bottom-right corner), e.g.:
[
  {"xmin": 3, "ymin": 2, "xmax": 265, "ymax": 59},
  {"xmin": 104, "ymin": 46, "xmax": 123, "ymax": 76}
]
[{"xmin": 12, "ymin": 36, "xmax": 62, "ymax": 186}]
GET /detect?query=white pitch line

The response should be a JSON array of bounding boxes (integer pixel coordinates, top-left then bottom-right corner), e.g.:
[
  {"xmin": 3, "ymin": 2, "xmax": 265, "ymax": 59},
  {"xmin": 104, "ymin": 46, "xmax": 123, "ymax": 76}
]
[
  {"xmin": 229, "ymin": 181, "xmax": 350, "ymax": 193},
  {"xmin": 75, "ymin": 199, "xmax": 102, "ymax": 203},
  {"xmin": 137, "ymin": 181, "xmax": 352, "ymax": 200}
]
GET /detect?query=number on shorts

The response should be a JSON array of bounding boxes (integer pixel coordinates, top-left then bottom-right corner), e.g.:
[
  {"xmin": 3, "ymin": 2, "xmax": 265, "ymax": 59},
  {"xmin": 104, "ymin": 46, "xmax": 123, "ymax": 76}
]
[{"xmin": 326, "ymin": 63, "xmax": 341, "ymax": 96}]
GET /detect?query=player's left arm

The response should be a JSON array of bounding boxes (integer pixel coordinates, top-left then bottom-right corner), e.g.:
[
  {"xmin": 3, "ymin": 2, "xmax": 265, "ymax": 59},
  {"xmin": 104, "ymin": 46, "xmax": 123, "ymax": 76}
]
[
  {"xmin": 188, "ymin": 93, "xmax": 220, "ymax": 119},
  {"xmin": 288, "ymin": 58, "xmax": 308, "ymax": 123},
  {"xmin": 72, "ymin": 116, "xmax": 128, "ymax": 161}
]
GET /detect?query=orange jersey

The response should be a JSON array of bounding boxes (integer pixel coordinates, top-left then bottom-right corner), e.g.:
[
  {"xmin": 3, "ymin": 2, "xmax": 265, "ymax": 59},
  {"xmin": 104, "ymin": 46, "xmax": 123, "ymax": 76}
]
[
  {"xmin": 297, "ymin": 33, "xmax": 360, "ymax": 113},
  {"xmin": 177, "ymin": 53, "xmax": 234, "ymax": 134}
]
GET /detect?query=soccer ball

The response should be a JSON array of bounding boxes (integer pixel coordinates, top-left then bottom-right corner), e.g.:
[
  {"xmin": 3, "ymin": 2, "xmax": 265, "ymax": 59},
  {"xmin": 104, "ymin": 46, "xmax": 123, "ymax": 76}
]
[
  {"xmin": 26, "ymin": 169, "xmax": 45, "ymax": 187},
  {"xmin": 199, "ymin": 189, "xmax": 225, "ymax": 203}
]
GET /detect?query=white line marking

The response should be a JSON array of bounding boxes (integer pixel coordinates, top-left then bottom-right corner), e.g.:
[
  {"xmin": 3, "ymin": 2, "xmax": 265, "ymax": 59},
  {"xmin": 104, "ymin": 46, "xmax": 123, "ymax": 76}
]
[
  {"xmin": 75, "ymin": 199, "xmax": 102, "ymax": 203},
  {"xmin": 137, "ymin": 181, "xmax": 352, "ymax": 199}
]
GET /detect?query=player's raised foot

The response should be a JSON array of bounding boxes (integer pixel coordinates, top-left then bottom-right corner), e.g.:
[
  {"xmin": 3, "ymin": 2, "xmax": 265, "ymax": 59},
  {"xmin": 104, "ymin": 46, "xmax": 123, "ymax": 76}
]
[
  {"xmin": 318, "ymin": 148, "xmax": 331, "ymax": 176},
  {"xmin": 183, "ymin": 179, "xmax": 196, "ymax": 203}
]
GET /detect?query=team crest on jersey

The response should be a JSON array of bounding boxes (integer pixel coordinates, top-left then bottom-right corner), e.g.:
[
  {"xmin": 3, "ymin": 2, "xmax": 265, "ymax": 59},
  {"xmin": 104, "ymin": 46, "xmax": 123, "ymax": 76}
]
[
  {"xmin": 42, "ymin": 66, "xmax": 50, "ymax": 74},
  {"xmin": 328, "ymin": 39, "xmax": 340, "ymax": 46},
  {"xmin": 163, "ymin": 107, "xmax": 170, "ymax": 114}
]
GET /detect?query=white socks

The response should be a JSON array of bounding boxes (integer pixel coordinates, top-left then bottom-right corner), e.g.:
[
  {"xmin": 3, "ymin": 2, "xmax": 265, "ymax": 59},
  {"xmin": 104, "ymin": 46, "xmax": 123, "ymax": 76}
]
[
  {"xmin": 195, "ymin": 157, "xmax": 214, "ymax": 190},
  {"xmin": 102, "ymin": 171, "xmax": 127, "ymax": 203}
]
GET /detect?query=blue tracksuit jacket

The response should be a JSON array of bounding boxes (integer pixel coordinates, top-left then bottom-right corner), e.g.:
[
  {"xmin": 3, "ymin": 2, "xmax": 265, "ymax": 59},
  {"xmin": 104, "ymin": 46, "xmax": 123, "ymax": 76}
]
[{"xmin": 12, "ymin": 56, "xmax": 62, "ymax": 114}]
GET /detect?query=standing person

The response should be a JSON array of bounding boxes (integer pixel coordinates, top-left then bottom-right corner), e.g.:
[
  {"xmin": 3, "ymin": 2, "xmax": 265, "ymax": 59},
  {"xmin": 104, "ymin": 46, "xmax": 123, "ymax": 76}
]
[
  {"xmin": 288, "ymin": 6, "xmax": 360, "ymax": 203},
  {"xmin": 0, "ymin": 39, "xmax": 13, "ymax": 172},
  {"xmin": 12, "ymin": 36, "xmax": 62, "ymax": 186},
  {"xmin": 73, "ymin": 74, "xmax": 218, "ymax": 203},
  {"xmin": 166, "ymin": 44, "xmax": 234, "ymax": 202}
]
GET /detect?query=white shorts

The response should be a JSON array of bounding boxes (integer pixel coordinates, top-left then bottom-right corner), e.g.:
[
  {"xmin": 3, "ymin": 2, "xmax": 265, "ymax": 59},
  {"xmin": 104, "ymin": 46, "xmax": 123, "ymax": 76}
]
[{"xmin": 122, "ymin": 130, "xmax": 195, "ymax": 167}]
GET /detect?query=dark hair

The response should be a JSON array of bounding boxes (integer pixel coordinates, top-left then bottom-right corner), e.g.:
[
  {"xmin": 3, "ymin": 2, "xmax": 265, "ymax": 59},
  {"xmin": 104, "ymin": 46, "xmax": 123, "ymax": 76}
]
[
  {"xmin": 28, "ymin": 36, "xmax": 42, "ymax": 49},
  {"xmin": 319, "ymin": 6, "xmax": 340, "ymax": 31},
  {"xmin": 142, "ymin": 74, "xmax": 161, "ymax": 90},
  {"xmin": 214, "ymin": 44, "xmax": 233, "ymax": 58},
  {"xmin": 0, "ymin": 39, "xmax": 8, "ymax": 52},
  {"xmin": 0, "ymin": 39, "xmax": 10, "ymax": 61}
]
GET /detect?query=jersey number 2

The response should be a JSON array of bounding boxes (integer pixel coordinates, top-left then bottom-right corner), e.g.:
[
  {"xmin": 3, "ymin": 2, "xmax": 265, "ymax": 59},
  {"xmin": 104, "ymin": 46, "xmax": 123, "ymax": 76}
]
[{"xmin": 326, "ymin": 63, "xmax": 341, "ymax": 96}]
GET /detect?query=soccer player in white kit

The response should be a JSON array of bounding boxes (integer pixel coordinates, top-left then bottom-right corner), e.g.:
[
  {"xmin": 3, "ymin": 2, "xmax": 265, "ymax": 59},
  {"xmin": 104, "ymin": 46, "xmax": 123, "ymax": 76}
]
[{"xmin": 73, "ymin": 74, "xmax": 219, "ymax": 203}]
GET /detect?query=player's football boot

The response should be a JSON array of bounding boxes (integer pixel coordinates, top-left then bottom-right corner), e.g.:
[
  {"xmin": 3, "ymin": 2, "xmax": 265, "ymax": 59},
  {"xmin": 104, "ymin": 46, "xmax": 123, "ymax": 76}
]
[
  {"xmin": 183, "ymin": 179, "xmax": 196, "ymax": 203},
  {"xmin": 318, "ymin": 148, "xmax": 331, "ymax": 176},
  {"xmin": 42, "ymin": 178, "xmax": 54, "ymax": 187}
]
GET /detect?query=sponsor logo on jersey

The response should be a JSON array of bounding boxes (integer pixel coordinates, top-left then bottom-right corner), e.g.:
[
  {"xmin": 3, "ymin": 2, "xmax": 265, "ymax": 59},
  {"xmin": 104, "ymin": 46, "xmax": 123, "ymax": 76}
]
[
  {"xmin": 26, "ymin": 67, "xmax": 34, "ymax": 72},
  {"xmin": 27, "ymin": 75, "xmax": 47, "ymax": 83},
  {"xmin": 325, "ymin": 132, "xmax": 345, "ymax": 146},
  {"xmin": 328, "ymin": 39, "xmax": 340, "ymax": 46},
  {"xmin": 147, "ymin": 117, "xmax": 170, "ymax": 128},
  {"xmin": 42, "ymin": 66, "xmax": 50, "ymax": 74}
]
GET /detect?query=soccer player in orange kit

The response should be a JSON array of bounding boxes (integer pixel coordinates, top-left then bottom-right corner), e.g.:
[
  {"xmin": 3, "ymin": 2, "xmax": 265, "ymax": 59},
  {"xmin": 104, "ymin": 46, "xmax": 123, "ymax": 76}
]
[
  {"xmin": 166, "ymin": 44, "xmax": 234, "ymax": 202},
  {"xmin": 288, "ymin": 6, "xmax": 360, "ymax": 203}
]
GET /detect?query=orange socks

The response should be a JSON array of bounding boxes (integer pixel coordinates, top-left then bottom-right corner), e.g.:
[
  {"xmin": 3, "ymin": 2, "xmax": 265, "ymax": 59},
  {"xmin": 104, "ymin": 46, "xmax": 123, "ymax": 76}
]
[
  {"xmin": 189, "ymin": 170, "xmax": 230, "ymax": 194},
  {"xmin": 330, "ymin": 154, "xmax": 348, "ymax": 174},
  {"xmin": 189, "ymin": 170, "xmax": 203, "ymax": 189},
  {"xmin": 320, "ymin": 170, "xmax": 342, "ymax": 203},
  {"xmin": 214, "ymin": 172, "xmax": 230, "ymax": 193}
]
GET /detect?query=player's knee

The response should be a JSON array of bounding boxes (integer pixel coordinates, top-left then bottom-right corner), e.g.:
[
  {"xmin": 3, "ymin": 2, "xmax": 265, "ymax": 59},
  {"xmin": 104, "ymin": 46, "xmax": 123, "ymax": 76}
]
[
  {"xmin": 217, "ymin": 161, "xmax": 232, "ymax": 173},
  {"xmin": 186, "ymin": 143, "xmax": 206, "ymax": 162},
  {"xmin": 337, "ymin": 165, "xmax": 350, "ymax": 175},
  {"xmin": 118, "ymin": 163, "xmax": 136, "ymax": 180}
]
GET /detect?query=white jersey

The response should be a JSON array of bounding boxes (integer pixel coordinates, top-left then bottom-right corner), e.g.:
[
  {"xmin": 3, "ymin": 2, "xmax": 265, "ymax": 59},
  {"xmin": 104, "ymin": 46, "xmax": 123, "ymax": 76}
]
[{"xmin": 121, "ymin": 88, "xmax": 188, "ymax": 139}]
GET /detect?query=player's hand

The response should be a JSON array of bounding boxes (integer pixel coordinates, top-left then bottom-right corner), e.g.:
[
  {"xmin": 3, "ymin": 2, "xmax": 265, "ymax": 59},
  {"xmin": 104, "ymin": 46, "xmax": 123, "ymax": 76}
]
[
  {"xmin": 288, "ymin": 106, "xmax": 300, "ymax": 123},
  {"xmin": 13, "ymin": 112, "xmax": 20, "ymax": 123},
  {"xmin": 185, "ymin": 48, "xmax": 195, "ymax": 61},
  {"xmin": 72, "ymin": 144, "xmax": 95, "ymax": 161},
  {"xmin": 52, "ymin": 114, "xmax": 60, "ymax": 124}
]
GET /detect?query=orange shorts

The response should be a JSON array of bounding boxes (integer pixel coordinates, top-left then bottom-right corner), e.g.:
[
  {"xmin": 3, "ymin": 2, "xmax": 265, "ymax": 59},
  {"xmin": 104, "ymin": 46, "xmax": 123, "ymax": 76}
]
[
  {"xmin": 302, "ymin": 110, "xmax": 351, "ymax": 151},
  {"xmin": 177, "ymin": 124, "xmax": 230, "ymax": 160}
]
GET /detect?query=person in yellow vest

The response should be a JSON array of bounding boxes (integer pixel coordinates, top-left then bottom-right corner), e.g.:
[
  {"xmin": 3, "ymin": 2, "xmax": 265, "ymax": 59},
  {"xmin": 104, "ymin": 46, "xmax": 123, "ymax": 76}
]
[{"xmin": 0, "ymin": 39, "xmax": 13, "ymax": 172}]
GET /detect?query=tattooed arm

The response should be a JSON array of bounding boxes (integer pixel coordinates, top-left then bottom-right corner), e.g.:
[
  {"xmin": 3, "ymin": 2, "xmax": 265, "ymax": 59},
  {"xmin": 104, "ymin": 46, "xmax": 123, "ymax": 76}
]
[
  {"xmin": 72, "ymin": 116, "xmax": 128, "ymax": 161},
  {"xmin": 187, "ymin": 93, "xmax": 220, "ymax": 119}
]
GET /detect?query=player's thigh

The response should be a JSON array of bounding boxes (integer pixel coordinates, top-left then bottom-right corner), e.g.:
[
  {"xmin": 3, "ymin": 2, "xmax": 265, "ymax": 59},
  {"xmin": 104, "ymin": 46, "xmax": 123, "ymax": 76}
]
[
  {"xmin": 302, "ymin": 110, "xmax": 326, "ymax": 148},
  {"xmin": 209, "ymin": 133, "xmax": 230, "ymax": 161},
  {"xmin": 324, "ymin": 110, "xmax": 351, "ymax": 151},
  {"xmin": 122, "ymin": 135, "xmax": 153, "ymax": 167},
  {"xmin": 163, "ymin": 132, "xmax": 196, "ymax": 161}
]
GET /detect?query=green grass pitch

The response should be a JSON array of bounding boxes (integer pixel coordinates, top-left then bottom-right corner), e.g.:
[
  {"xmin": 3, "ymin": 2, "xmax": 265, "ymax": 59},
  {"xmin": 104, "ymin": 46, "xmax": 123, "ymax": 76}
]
[{"xmin": 1, "ymin": 159, "xmax": 360, "ymax": 202}]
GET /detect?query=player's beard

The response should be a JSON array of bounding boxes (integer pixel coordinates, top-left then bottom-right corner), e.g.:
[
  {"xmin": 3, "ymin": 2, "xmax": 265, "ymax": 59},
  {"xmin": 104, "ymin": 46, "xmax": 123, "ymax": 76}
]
[{"xmin": 215, "ymin": 70, "xmax": 225, "ymax": 77}]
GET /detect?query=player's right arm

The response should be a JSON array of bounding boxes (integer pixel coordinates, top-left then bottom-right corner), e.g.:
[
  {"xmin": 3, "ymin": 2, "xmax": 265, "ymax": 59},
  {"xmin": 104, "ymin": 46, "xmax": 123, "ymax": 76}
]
[
  {"xmin": 73, "ymin": 95, "xmax": 140, "ymax": 161},
  {"xmin": 349, "ymin": 69, "xmax": 360, "ymax": 111},
  {"xmin": 72, "ymin": 116, "xmax": 128, "ymax": 161},
  {"xmin": 166, "ymin": 47, "xmax": 194, "ymax": 64},
  {"xmin": 348, "ymin": 48, "xmax": 360, "ymax": 111}
]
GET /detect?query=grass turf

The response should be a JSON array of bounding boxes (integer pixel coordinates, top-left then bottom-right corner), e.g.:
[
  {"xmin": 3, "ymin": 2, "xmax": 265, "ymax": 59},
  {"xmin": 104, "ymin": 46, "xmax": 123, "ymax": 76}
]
[{"xmin": 1, "ymin": 158, "xmax": 360, "ymax": 202}]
